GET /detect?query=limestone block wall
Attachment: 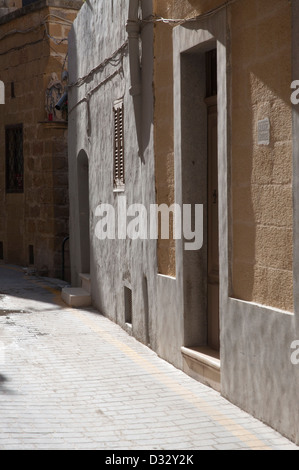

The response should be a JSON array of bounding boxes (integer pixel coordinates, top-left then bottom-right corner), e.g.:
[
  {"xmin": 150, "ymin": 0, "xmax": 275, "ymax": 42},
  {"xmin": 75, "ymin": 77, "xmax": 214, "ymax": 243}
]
[
  {"xmin": 230, "ymin": 0, "xmax": 293, "ymax": 312},
  {"xmin": 154, "ymin": 0, "xmax": 294, "ymax": 313},
  {"xmin": 0, "ymin": 0, "xmax": 21, "ymax": 17},
  {"xmin": 0, "ymin": 0, "xmax": 81, "ymax": 278}
]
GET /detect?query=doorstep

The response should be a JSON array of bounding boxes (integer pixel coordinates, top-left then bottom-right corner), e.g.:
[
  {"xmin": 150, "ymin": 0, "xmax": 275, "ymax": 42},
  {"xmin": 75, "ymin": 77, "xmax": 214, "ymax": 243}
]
[
  {"xmin": 181, "ymin": 346, "xmax": 221, "ymax": 392},
  {"xmin": 61, "ymin": 287, "xmax": 91, "ymax": 308},
  {"xmin": 79, "ymin": 273, "xmax": 91, "ymax": 294}
]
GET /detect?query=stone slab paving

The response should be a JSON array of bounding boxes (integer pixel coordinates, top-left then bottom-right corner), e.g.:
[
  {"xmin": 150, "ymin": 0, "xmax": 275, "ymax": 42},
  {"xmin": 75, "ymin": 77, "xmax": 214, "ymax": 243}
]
[{"xmin": 0, "ymin": 264, "xmax": 298, "ymax": 450}]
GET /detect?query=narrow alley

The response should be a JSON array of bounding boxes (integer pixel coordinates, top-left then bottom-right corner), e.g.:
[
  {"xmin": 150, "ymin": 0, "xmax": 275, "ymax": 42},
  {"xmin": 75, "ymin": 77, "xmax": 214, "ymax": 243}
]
[{"xmin": 0, "ymin": 265, "xmax": 297, "ymax": 451}]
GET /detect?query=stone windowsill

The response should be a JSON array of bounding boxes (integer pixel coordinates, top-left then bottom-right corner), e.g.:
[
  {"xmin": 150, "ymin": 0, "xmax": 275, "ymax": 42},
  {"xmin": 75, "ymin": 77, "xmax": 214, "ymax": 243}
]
[{"xmin": 39, "ymin": 120, "xmax": 68, "ymax": 129}]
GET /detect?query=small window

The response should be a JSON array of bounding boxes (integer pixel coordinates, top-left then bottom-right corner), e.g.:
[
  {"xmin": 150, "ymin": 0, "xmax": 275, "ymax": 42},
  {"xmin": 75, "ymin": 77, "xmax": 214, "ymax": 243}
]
[
  {"xmin": 11, "ymin": 82, "xmax": 15, "ymax": 99},
  {"xmin": 5, "ymin": 124, "xmax": 24, "ymax": 193},
  {"xmin": 113, "ymin": 99, "xmax": 125, "ymax": 191},
  {"xmin": 124, "ymin": 286, "xmax": 132, "ymax": 325}
]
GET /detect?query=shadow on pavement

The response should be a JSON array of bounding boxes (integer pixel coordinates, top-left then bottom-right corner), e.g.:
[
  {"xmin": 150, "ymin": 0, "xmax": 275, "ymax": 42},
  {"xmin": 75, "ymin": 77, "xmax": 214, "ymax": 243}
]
[
  {"xmin": 0, "ymin": 264, "xmax": 69, "ymax": 308},
  {"xmin": 0, "ymin": 373, "xmax": 13, "ymax": 394}
]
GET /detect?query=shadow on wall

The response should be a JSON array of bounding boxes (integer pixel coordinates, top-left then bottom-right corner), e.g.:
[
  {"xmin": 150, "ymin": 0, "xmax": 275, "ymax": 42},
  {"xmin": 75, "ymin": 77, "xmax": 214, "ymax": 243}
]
[
  {"xmin": 230, "ymin": 0, "xmax": 293, "ymax": 313},
  {"xmin": 68, "ymin": 12, "xmax": 84, "ymax": 288},
  {"xmin": 181, "ymin": 1, "xmax": 293, "ymax": 312},
  {"xmin": 67, "ymin": 1, "xmax": 105, "ymax": 314},
  {"xmin": 127, "ymin": 0, "xmax": 153, "ymax": 161},
  {"xmin": 67, "ymin": 0, "xmax": 154, "ymax": 280}
]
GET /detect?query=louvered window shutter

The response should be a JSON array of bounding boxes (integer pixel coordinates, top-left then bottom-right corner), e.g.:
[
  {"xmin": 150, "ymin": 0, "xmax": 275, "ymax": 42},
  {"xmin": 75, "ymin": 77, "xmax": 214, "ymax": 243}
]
[{"xmin": 113, "ymin": 100, "xmax": 125, "ymax": 190}]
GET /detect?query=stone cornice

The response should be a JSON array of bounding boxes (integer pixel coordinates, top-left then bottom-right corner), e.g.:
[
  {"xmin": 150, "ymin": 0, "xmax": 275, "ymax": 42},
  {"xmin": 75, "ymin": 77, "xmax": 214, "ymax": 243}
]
[{"xmin": 0, "ymin": 0, "xmax": 82, "ymax": 25}]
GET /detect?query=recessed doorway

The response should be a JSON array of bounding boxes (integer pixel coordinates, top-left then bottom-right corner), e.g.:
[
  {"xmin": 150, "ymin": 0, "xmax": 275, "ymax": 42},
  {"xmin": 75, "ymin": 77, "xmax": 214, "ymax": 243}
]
[
  {"xmin": 179, "ymin": 43, "xmax": 221, "ymax": 391},
  {"xmin": 206, "ymin": 49, "xmax": 220, "ymax": 352},
  {"xmin": 77, "ymin": 150, "xmax": 90, "ymax": 275}
]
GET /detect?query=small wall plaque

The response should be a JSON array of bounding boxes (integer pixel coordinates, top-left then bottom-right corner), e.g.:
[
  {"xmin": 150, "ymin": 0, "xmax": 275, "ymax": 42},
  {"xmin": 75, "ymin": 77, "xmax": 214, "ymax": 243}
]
[{"xmin": 258, "ymin": 118, "xmax": 270, "ymax": 145}]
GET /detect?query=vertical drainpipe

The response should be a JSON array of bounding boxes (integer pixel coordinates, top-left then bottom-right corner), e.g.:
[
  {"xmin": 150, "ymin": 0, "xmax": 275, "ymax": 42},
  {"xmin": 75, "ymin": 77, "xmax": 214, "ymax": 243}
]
[{"xmin": 126, "ymin": 0, "xmax": 143, "ymax": 156}]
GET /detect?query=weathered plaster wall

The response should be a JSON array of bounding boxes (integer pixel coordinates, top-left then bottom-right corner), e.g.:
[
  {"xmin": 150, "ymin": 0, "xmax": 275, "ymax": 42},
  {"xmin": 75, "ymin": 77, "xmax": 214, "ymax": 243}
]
[
  {"xmin": 69, "ymin": 0, "xmax": 153, "ymax": 343},
  {"xmin": 68, "ymin": 0, "xmax": 187, "ymax": 368}
]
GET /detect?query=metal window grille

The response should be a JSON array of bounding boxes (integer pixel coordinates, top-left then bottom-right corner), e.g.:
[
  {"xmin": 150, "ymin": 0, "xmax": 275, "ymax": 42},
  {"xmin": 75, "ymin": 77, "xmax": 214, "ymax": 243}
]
[
  {"xmin": 113, "ymin": 100, "xmax": 125, "ymax": 190},
  {"xmin": 5, "ymin": 124, "xmax": 24, "ymax": 193}
]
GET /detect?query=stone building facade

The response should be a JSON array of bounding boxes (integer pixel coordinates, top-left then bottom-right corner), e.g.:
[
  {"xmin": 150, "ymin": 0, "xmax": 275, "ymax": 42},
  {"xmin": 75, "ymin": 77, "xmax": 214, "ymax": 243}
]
[
  {"xmin": 67, "ymin": 0, "xmax": 299, "ymax": 444},
  {"xmin": 0, "ymin": 0, "xmax": 82, "ymax": 279}
]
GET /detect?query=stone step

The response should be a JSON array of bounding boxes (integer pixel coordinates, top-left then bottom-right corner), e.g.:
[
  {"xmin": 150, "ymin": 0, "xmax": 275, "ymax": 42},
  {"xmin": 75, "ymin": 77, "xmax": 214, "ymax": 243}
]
[
  {"xmin": 181, "ymin": 346, "xmax": 221, "ymax": 392},
  {"xmin": 61, "ymin": 287, "xmax": 91, "ymax": 308},
  {"xmin": 79, "ymin": 273, "xmax": 91, "ymax": 294}
]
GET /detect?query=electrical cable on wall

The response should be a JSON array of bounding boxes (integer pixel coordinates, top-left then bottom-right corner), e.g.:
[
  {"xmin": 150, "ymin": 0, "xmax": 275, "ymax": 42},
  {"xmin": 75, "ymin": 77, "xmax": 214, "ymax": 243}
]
[
  {"xmin": 68, "ymin": 41, "xmax": 128, "ymax": 89},
  {"xmin": 67, "ymin": 41, "xmax": 128, "ymax": 122},
  {"xmin": 66, "ymin": 0, "xmax": 240, "ymax": 107},
  {"xmin": 135, "ymin": 0, "xmax": 240, "ymax": 26},
  {"xmin": 68, "ymin": 67, "xmax": 124, "ymax": 116}
]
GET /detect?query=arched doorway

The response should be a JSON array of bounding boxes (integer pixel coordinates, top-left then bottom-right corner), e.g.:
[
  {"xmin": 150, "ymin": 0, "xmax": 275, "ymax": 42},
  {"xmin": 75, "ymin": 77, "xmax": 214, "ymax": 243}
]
[{"xmin": 77, "ymin": 150, "xmax": 90, "ymax": 274}]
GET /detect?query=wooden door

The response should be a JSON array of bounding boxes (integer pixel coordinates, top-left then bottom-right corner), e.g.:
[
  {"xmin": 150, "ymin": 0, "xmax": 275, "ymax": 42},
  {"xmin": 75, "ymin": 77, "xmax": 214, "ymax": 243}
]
[{"xmin": 207, "ymin": 103, "xmax": 220, "ymax": 351}]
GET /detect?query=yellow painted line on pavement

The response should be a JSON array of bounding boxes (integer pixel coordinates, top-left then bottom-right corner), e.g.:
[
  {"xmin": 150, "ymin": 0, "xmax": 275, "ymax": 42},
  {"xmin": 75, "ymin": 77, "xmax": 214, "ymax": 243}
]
[
  {"xmin": 0, "ymin": 266, "xmax": 66, "ymax": 308},
  {"xmin": 69, "ymin": 308, "xmax": 272, "ymax": 450},
  {"xmin": 17, "ymin": 269, "xmax": 272, "ymax": 451},
  {"xmin": 33, "ymin": 283, "xmax": 66, "ymax": 308}
]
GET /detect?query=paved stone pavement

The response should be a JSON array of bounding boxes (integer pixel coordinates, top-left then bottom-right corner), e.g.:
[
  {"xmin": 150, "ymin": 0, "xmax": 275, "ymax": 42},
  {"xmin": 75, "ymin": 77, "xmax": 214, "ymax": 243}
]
[{"xmin": 0, "ymin": 264, "xmax": 298, "ymax": 451}]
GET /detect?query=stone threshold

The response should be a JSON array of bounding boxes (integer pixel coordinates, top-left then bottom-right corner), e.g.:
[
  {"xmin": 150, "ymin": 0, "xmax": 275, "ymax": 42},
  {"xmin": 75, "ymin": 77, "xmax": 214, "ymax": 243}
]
[
  {"xmin": 61, "ymin": 287, "xmax": 91, "ymax": 308},
  {"xmin": 61, "ymin": 273, "xmax": 91, "ymax": 308},
  {"xmin": 181, "ymin": 346, "xmax": 221, "ymax": 392}
]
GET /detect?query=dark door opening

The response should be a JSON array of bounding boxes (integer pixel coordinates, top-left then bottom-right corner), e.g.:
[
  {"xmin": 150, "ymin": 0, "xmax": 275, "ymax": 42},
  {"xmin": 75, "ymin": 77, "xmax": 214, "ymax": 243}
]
[
  {"xmin": 77, "ymin": 150, "xmax": 90, "ymax": 274},
  {"xmin": 206, "ymin": 49, "xmax": 220, "ymax": 352}
]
